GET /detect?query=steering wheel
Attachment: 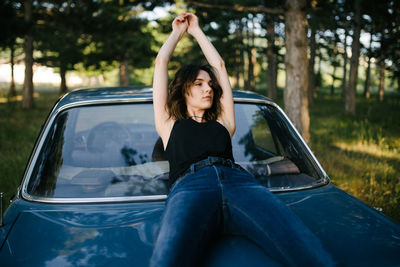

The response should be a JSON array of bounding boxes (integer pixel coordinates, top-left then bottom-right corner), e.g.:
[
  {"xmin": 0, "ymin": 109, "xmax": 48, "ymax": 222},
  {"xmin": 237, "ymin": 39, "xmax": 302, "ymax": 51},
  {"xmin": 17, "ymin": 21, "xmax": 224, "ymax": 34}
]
[{"xmin": 87, "ymin": 122, "xmax": 131, "ymax": 153}]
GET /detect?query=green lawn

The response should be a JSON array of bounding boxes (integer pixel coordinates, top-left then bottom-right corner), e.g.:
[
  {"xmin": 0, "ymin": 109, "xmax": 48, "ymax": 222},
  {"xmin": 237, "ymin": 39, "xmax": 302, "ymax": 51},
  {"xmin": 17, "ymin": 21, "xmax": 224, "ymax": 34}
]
[
  {"xmin": 0, "ymin": 91, "xmax": 60, "ymax": 205},
  {"xmin": 1, "ymin": 89, "xmax": 399, "ymax": 223},
  {"xmin": 310, "ymin": 94, "xmax": 400, "ymax": 223}
]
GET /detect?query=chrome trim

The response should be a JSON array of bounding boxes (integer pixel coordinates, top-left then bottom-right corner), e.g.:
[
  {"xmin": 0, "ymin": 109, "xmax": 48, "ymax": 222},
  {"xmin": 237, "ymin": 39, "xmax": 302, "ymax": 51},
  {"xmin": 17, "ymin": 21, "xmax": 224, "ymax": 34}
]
[
  {"xmin": 20, "ymin": 95, "xmax": 330, "ymax": 204},
  {"xmin": 22, "ymin": 194, "xmax": 167, "ymax": 204},
  {"xmin": 272, "ymin": 104, "xmax": 329, "ymax": 182},
  {"xmin": 269, "ymin": 183, "xmax": 326, "ymax": 193},
  {"xmin": 54, "ymin": 97, "xmax": 153, "ymax": 116},
  {"xmin": 0, "ymin": 192, "xmax": 3, "ymax": 227}
]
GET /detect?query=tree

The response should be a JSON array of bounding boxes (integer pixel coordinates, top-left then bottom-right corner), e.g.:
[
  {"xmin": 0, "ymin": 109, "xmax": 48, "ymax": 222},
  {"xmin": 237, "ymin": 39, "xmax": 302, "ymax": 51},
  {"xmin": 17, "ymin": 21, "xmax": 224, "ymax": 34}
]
[
  {"xmin": 284, "ymin": 0, "xmax": 310, "ymax": 143},
  {"xmin": 84, "ymin": 1, "xmax": 156, "ymax": 86},
  {"xmin": 265, "ymin": 14, "xmax": 278, "ymax": 100},
  {"xmin": 35, "ymin": 0, "xmax": 92, "ymax": 94},
  {"xmin": 308, "ymin": 25, "xmax": 316, "ymax": 104},
  {"xmin": 0, "ymin": 1, "xmax": 24, "ymax": 97},
  {"xmin": 22, "ymin": 0, "xmax": 34, "ymax": 109},
  {"xmin": 345, "ymin": 0, "xmax": 362, "ymax": 115},
  {"xmin": 363, "ymin": 31, "xmax": 374, "ymax": 99}
]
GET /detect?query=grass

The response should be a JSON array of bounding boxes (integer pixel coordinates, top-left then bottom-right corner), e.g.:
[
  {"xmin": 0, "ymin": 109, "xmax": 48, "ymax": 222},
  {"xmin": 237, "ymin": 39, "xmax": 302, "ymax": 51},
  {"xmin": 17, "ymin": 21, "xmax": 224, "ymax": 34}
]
[
  {"xmin": 309, "ymin": 93, "xmax": 400, "ymax": 223},
  {"xmin": 0, "ymin": 87, "xmax": 399, "ymax": 223},
  {"xmin": 0, "ymin": 90, "xmax": 60, "ymax": 206}
]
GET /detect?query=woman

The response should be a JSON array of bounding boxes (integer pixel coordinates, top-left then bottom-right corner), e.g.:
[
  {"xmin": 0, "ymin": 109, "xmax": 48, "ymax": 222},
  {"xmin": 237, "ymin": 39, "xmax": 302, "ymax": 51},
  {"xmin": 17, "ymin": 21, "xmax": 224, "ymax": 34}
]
[{"xmin": 151, "ymin": 12, "xmax": 334, "ymax": 266}]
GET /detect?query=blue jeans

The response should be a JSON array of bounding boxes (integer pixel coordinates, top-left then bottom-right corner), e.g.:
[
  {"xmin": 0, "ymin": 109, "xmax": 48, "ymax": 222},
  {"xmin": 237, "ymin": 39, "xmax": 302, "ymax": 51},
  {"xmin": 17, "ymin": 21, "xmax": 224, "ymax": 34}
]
[{"xmin": 150, "ymin": 157, "xmax": 334, "ymax": 266}]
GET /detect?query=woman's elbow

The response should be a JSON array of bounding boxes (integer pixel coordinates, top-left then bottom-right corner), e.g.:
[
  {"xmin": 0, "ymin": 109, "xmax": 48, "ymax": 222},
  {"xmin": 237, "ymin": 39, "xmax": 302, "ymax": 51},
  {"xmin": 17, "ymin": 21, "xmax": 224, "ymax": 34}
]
[
  {"xmin": 216, "ymin": 59, "xmax": 226, "ymax": 70},
  {"xmin": 155, "ymin": 55, "xmax": 168, "ymax": 66}
]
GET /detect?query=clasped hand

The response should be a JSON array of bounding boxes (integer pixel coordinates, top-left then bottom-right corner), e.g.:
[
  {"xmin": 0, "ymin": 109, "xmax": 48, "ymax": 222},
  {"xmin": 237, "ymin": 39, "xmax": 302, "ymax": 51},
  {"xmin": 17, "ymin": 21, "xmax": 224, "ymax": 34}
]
[{"xmin": 172, "ymin": 12, "xmax": 200, "ymax": 37}]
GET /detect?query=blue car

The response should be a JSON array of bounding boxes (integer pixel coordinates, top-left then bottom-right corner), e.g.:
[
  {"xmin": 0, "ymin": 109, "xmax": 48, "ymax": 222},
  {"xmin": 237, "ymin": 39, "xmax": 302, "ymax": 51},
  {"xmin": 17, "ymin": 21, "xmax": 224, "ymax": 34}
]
[{"xmin": 1, "ymin": 87, "xmax": 399, "ymax": 266}]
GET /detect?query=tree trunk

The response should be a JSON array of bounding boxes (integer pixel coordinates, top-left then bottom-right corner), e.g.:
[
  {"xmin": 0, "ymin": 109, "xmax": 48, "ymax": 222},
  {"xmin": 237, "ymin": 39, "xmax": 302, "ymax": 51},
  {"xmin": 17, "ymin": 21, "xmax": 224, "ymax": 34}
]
[
  {"xmin": 233, "ymin": 49, "xmax": 239, "ymax": 88},
  {"xmin": 245, "ymin": 23, "xmax": 255, "ymax": 91},
  {"xmin": 364, "ymin": 57, "xmax": 371, "ymax": 99},
  {"xmin": 284, "ymin": 0, "xmax": 310, "ymax": 144},
  {"xmin": 246, "ymin": 47, "xmax": 254, "ymax": 90},
  {"xmin": 378, "ymin": 59, "xmax": 385, "ymax": 102},
  {"xmin": 345, "ymin": 0, "xmax": 361, "ymax": 115},
  {"xmin": 266, "ymin": 16, "xmax": 277, "ymax": 100},
  {"xmin": 119, "ymin": 59, "xmax": 130, "ymax": 86},
  {"xmin": 363, "ymin": 33, "xmax": 373, "ymax": 99},
  {"xmin": 22, "ymin": 0, "xmax": 34, "ymax": 110},
  {"xmin": 331, "ymin": 65, "xmax": 337, "ymax": 95},
  {"xmin": 234, "ymin": 49, "xmax": 240, "ymax": 88},
  {"xmin": 9, "ymin": 44, "xmax": 17, "ymax": 97},
  {"xmin": 234, "ymin": 22, "xmax": 244, "ymax": 89},
  {"xmin": 341, "ymin": 28, "xmax": 349, "ymax": 98},
  {"xmin": 247, "ymin": 47, "xmax": 256, "ymax": 91},
  {"xmin": 308, "ymin": 27, "xmax": 316, "ymax": 105},
  {"xmin": 316, "ymin": 51, "xmax": 322, "ymax": 90},
  {"xmin": 397, "ymin": 74, "xmax": 400, "ymax": 93},
  {"xmin": 60, "ymin": 64, "xmax": 68, "ymax": 94}
]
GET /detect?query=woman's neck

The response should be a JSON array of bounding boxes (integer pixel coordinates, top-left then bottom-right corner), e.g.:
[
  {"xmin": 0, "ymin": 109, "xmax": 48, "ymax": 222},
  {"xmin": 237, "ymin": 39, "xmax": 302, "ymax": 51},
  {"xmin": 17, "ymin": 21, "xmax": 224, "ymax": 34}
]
[{"xmin": 187, "ymin": 110, "xmax": 206, "ymax": 122}]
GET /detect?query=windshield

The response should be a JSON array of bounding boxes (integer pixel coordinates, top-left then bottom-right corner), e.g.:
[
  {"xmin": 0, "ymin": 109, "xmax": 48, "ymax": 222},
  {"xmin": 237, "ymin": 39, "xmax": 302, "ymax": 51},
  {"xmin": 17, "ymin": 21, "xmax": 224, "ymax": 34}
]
[{"xmin": 26, "ymin": 102, "xmax": 324, "ymax": 199}]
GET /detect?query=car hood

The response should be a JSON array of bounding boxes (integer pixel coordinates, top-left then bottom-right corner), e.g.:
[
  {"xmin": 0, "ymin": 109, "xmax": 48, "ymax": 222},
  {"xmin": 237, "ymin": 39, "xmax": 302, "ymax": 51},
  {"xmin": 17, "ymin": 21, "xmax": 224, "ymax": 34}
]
[
  {"xmin": 1, "ymin": 202, "xmax": 163, "ymax": 266},
  {"xmin": 1, "ymin": 184, "xmax": 400, "ymax": 266},
  {"xmin": 279, "ymin": 184, "xmax": 400, "ymax": 266}
]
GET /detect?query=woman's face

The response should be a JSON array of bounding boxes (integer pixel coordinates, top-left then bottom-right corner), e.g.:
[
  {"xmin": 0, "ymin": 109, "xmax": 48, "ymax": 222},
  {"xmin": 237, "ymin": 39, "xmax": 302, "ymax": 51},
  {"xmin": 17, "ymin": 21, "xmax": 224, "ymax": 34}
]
[{"xmin": 185, "ymin": 70, "xmax": 214, "ymax": 112}]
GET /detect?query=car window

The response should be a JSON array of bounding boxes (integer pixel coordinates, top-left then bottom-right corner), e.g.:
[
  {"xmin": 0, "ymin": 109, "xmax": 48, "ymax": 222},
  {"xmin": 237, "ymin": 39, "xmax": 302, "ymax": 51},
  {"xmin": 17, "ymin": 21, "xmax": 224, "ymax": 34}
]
[
  {"xmin": 234, "ymin": 104, "xmax": 278, "ymax": 158},
  {"xmin": 26, "ymin": 102, "xmax": 323, "ymax": 199}
]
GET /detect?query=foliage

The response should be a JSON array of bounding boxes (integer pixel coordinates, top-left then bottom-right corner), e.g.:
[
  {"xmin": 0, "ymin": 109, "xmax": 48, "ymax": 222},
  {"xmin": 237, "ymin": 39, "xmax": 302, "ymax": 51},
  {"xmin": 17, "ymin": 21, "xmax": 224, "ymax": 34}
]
[
  {"xmin": 1, "ymin": 0, "xmax": 399, "ymax": 96},
  {"xmin": 83, "ymin": 1, "xmax": 156, "ymax": 70},
  {"xmin": 34, "ymin": 1, "xmax": 90, "ymax": 87}
]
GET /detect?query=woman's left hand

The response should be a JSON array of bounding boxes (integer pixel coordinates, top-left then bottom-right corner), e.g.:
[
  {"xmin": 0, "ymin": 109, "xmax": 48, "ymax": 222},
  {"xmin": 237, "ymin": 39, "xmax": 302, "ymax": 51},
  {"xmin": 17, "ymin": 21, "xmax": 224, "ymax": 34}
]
[{"xmin": 183, "ymin": 12, "xmax": 201, "ymax": 36}]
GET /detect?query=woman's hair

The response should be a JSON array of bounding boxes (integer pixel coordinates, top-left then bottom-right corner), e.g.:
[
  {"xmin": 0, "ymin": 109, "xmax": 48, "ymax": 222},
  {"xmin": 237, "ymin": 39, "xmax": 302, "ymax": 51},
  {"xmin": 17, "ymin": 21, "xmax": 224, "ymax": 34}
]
[{"xmin": 167, "ymin": 64, "xmax": 223, "ymax": 121}]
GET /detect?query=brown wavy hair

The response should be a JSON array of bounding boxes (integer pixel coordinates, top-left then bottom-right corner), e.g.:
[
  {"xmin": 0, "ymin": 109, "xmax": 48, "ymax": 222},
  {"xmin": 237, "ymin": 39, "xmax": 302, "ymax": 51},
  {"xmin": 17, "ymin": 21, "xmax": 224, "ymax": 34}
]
[{"xmin": 167, "ymin": 64, "xmax": 223, "ymax": 121}]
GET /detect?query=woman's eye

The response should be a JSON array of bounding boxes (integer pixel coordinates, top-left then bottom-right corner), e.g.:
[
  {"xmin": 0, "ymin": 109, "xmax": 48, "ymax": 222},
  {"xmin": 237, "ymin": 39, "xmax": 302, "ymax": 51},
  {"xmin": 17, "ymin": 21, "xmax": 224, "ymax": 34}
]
[{"xmin": 195, "ymin": 83, "xmax": 202, "ymax": 86}]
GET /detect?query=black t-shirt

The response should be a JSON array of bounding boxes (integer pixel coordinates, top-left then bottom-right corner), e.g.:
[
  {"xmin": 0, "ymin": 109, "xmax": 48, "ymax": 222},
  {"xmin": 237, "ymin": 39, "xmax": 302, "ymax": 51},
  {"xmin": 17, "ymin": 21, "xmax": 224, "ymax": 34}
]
[{"xmin": 165, "ymin": 119, "xmax": 234, "ymax": 185}]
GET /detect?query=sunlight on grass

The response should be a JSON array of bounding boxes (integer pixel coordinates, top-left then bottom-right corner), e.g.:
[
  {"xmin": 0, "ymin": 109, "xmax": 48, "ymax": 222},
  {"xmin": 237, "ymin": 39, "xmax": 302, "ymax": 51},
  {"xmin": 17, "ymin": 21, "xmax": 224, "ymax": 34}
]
[
  {"xmin": 310, "ymin": 94, "xmax": 400, "ymax": 223},
  {"xmin": 334, "ymin": 142, "xmax": 400, "ymax": 161},
  {"xmin": 0, "ymin": 92, "xmax": 40, "ymax": 103}
]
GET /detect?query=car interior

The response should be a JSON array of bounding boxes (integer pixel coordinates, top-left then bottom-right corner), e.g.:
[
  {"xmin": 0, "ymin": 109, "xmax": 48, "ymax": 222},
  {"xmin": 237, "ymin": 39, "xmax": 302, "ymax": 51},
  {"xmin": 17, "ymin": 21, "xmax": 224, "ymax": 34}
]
[{"xmin": 27, "ymin": 102, "xmax": 319, "ymax": 199}]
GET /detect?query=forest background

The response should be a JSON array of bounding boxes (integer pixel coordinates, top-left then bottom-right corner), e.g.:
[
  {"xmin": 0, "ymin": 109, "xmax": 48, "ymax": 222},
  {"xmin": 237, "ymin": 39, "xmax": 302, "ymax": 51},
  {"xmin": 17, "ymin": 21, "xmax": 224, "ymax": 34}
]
[{"xmin": 0, "ymin": 0, "xmax": 400, "ymax": 222}]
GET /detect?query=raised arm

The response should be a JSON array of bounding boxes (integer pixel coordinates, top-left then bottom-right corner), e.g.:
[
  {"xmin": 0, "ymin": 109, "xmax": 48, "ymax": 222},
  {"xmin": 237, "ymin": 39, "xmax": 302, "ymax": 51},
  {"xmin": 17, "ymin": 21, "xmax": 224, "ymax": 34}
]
[
  {"xmin": 153, "ymin": 15, "xmax": 188, "ymax": 146},
  {"xmin": 186, "ymin": 13, "xmax": 235, "ymax": 137}
]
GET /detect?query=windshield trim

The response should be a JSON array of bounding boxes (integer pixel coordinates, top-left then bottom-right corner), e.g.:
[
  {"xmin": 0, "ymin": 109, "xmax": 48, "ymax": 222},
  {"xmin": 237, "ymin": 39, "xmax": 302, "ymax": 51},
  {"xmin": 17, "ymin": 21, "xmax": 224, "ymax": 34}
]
[{"xmin": 21, "ymin": 97, "xmax": 330, "ymax": 204}]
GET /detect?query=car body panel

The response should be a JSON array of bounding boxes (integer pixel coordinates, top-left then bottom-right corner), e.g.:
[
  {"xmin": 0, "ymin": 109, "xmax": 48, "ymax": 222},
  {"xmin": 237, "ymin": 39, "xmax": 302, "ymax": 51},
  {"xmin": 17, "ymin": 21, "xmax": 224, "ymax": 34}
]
[
  {"xmin": 2, "ymin": 185, "xmax": 400, "ymax": 266},
  {"xmin": 1, "ymin": 87, "xmax": 400, "ymax": 266}
]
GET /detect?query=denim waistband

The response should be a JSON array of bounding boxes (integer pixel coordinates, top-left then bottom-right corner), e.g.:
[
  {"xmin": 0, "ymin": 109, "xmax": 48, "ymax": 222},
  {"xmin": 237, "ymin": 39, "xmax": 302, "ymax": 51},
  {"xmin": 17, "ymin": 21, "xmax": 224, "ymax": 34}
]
[
  {"xmin": 170, "ymin": 157, "xmax": 246, "ymax": 190},
  {"xmin": 188, "ymin": 156, "xmax": 235, "ymax": 173}
]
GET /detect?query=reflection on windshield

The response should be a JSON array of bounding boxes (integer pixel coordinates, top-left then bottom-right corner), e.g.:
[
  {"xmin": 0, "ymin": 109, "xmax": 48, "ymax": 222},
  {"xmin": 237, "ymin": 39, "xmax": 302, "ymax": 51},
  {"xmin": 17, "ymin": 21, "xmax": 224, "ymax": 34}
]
[
  {"xmin": 29, "ymin": 112, "xmax": 68, "ymax": 197},
  {"xmin": 27, "ymin": 103, "xmax": 322, "ymax": 199}
]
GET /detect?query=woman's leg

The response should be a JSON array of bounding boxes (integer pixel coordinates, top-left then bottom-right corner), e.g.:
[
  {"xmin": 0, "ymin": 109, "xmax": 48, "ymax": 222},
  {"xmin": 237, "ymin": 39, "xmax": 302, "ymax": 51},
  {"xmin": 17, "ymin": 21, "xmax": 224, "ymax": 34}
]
[
  {"xmin": 220, "ymin": 167, "xmax": 335, "ymax": 266},
  {"xmin": 150, "ymin": 168, "xmax": 222, "ymax": 267}
]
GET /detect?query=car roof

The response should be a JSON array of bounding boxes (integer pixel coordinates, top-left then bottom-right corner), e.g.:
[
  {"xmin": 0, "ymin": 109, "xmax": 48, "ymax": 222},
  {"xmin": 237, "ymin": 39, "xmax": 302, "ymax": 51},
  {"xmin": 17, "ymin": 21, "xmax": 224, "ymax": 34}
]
[{"xmin": 55, "ymin": 86, "xmax": 273, "ymax": 111}]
